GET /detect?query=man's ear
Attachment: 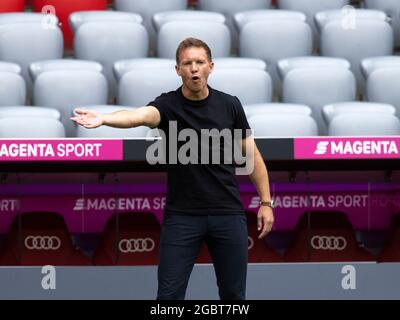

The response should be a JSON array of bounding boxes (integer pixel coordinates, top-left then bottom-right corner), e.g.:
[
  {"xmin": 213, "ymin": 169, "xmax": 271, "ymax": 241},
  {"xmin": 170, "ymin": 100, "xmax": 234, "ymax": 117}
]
[
  {"xmin": 209, "ymin": 61, "xmax": 214, "ymax": 73},
  {"xmin": 175, "ymin": 64, "xmax": 181, "ymax": 76}
]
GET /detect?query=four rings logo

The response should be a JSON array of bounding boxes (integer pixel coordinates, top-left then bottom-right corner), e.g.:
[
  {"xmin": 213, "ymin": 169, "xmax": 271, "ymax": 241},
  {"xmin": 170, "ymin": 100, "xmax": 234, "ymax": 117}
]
[
  {"xmin": 248, "ymin": 236, "xmax": 254, "ymax": 250},
  {"xmin": 25, "ymin": 236, "xmax": 61, "ymax": 251},
  {"xmin": 119, "ymin": 238, "xmax": 155, "ymax": 253},
  {"xmin": 311, "ymin": 236, "xmax": 347, "ymax": 251}
]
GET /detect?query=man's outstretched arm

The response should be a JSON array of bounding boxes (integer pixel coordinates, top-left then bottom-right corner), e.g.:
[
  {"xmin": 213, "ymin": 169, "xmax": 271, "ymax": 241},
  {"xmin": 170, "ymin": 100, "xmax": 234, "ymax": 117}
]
[{"xmin": 70, "ymin": 106, "xmax": 161, "ymax": 129}]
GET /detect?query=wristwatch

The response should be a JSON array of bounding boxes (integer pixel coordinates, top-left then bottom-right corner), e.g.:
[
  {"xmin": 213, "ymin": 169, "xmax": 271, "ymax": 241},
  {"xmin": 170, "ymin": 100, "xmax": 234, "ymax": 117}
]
[{"xmin": 259, "ymin": 199, "xmax": 275, "ymax": 209}]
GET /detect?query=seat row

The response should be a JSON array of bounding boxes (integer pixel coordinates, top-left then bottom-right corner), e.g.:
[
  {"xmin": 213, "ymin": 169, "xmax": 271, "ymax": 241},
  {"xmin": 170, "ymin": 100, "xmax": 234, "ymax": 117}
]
[{"xmin": 1, "ymin": 211, "xmax": 399, "ymax": 266}]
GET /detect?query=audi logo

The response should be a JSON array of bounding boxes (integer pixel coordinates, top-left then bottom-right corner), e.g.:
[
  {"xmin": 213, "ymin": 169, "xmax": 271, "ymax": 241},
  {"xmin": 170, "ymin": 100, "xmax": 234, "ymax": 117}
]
[
  {"xmin": 24, "ymin": 236, "xmax": 61, "ymax": 251},
  {"xmin": 311, "ymin": 236, "xmax": 347, "ymax": 251},
  {"xmin": 119, "ymin": 238, "xmax": 156, "ymax": 253},
  {"xmin": 248, "ymin": 236, "xmax": 254, "ymax": 250}
]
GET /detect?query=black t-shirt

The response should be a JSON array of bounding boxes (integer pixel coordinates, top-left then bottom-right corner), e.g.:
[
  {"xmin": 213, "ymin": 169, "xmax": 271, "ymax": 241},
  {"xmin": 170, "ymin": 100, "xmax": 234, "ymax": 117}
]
[{"xmin": 148, "ymin": 86, "xmax": 251, "ymax": 215}]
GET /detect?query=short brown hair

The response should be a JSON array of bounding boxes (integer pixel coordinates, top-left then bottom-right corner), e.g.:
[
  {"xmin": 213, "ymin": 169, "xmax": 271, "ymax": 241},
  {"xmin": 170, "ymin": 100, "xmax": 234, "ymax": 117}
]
[{"xmin": 176, "ymin": 37, "xmax": 212, "ymax": 64}]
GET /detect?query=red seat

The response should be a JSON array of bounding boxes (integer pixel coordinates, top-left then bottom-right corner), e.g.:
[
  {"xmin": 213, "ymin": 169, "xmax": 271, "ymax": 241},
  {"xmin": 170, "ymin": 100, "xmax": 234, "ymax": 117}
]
[
  {"xmin": 33, "ymin": 0, "xmax": 107, "ymax": 49},
  {"xmin": 378, "ymin": 215, "xmax": 400, "ymax": 262},
  {"xmin": 0, "ymin": 0, "xmax": 25, "ymax": 12},
  {"xmin": 285, "ymin": 212, "xmax": 375, "ymax": 262},
  {"xmin": 1, "ymin": 212, "xmax": 91, "ymax": 266},
  {"xmin": 93, "ymin": 212, "xmax": 161, "ymax": 266},
  {"xmin": 196, "ymin": 212, "xmax": 283, "ymax": 263}
]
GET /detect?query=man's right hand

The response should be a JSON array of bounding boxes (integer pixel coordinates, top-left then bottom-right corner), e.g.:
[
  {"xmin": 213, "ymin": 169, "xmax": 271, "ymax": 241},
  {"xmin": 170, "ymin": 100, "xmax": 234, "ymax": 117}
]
[{"xmin": 70, "ymin": 108, "xmax": 103, "ymax": 129}]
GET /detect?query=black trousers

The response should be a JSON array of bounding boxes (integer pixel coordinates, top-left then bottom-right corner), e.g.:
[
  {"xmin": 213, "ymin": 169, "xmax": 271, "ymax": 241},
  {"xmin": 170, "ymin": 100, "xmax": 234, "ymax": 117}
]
[{"xmin": 157, "ymin": 213, "xmax": 248, "ymax": 300}]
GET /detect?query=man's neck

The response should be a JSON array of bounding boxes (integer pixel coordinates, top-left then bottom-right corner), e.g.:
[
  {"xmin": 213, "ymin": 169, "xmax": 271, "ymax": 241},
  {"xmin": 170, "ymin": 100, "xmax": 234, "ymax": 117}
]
[{"xmin": 181, "ymin": 85, "xmax": 209, "ymax": 101}]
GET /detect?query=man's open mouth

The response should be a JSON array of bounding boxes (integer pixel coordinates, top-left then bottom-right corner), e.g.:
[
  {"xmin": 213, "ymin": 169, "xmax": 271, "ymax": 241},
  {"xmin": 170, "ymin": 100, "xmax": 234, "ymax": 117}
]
[{"xmin": 192, "ymin": 76, "xmax": 200, "ymax": 81}]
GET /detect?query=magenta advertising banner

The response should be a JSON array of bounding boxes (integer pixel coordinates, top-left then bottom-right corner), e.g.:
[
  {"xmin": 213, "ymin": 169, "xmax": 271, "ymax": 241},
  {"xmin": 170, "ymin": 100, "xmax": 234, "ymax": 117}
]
[
  {"xmin": 0, "ymin": 189, "xmax": 396, "ymax": 234},
  {"xmin": 294, "ymin": 137, "xmax": 400, "ymax": 160},
  {"xmin": 0, "ymin": 140, "xmax": 123, "ymax": 161}
]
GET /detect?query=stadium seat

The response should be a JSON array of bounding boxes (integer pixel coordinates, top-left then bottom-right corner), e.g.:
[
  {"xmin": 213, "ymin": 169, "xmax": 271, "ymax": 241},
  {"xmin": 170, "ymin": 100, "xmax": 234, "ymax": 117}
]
[
  {"xmin": 316, "ymin": 9, "xmax": 394, "ymax": 92},
  {"xmin": 71, "ymin": 12, "xmax": 149, "ymax": 101},
  {"xmin": 362, "ymin": 60, "xmax": 400, "ymax": 116},
  {"xmin": 198, "ymin": 0, "xmax": 272, "ymax": 51},
  {"xmin": 280, "ymin": 60, "xmax": 356, "ymax": 135},
  {"xmin": 0, "ymin": 12, "xmax": 58, "ymax": 24},
  {"xmin": 115, "ymin": 0, "xmax": 187, "ymax": 55},
  {"xmin": 69, "ymin": 11, "xmax": 143, "ymax": 33},
  {"xmin": 31, "ymin": 60, "xmax": 108, "ymax": 137},
  {"xmin": 93, "ymin": 213, "xmax": 161, "ymax": 266},
  {"xmin": 248, "ymin": 114, "xmax": 318, "ymax": 137},
  {"xmin": 277, "ymin": 0, "xmax": 349, "ymax": 48},
  {"xmin": 0, "ymin": 212, "xmax": 90, "ymax": 266},
  {"xmin": 0, "ymin": 106, "xmax": 61, "ymax": 120},
  {"xmin": 328, "ymin": 113, "xmax": 400, "ymax": 136},
  {"xmin": 378, "ymin": 215, "xmax": 400, "ymax": 262},
  {"xmin": 277, "ymin": 56, "xmax": 350, "ymax": 79},
  {"xmin": 0, "ymin": 117, "xmax": 65, "ymax": 138},
  {"xmin": 157, "ymin": 21, "xmax": 231, "ymax": 59},
  {"xmin": 361, "ymin": 56, "xmax": 400, "ymax": 79},
  {"xmin": 75, "ymin": 105, "xmax": 150, "ymax": 138},
  {"xmin": 213, "ymin": 58, "xmax": 267, "ymax": 70},
  {"xmin": 322, "ymin": 102, "xmax": 396, "ymax": 126},
  {"xmin": 117, "ymin": 68, "xmax": 181, "ymax": 107},
  {"xmin": 0, "ymin": 0, "xmax": 25, "ymax": 12},
  {"xmin": 208, "ymin": 69, "xmax": 273, "ymax": 105},
  {"xmin": 0, "ymin": 63, "xmax": 26, "ymax": 106},
  {"xmin": 234, "ymin": 9, "xmax": 306, "ymax": 31},
  {"xmin": 244, "ymin": 103, "xmax": 312, "ymax": 119},
  {"xmin": 285, "ymin": 212, "xmax": 375, "ymax": 262},
  {"xmin": 0, "ymin": 19, "xmax": 63, "ymax": 91},
  {"xmin": 365, "ymin": 0, "xmax": 400, "ymax": 48},
  {"xmin": 33, "ymin": 0, "xmax": 108, "ymax": 50},
  {"xmin": 152, "ymin": 10, "xmax": 225, "ymax": 32},
  {"xmin": 237, "ymin": 12, "xmax": 313, "ymax": 95},
  {"xmin": 113, "ymin": 58, "xmax": 176, "ymax": 82}
]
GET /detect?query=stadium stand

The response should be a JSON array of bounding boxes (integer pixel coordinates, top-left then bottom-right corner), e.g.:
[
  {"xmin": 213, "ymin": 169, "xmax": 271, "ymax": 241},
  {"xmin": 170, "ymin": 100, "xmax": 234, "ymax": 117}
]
[
  {"xmin": 0, "ymin": 62, "xmax": 26, "ymax": 106},
  {"xmin": 0, "ymin": 106, "xmax": 61, "ymax": 120},
  {"xmin": 213, "ymin": 57, "xmax": 267, "ymax": 70},
  {"xmin": 0, "ymin": 0, "xmax": 25, "ymax": 13},
  {"xmin": 244, "ymin": 103, "xmax": 312, "ymax": 118},
  {"xmin": 0, "ymin": 117, "xmax": 65, "ymax": 138}
]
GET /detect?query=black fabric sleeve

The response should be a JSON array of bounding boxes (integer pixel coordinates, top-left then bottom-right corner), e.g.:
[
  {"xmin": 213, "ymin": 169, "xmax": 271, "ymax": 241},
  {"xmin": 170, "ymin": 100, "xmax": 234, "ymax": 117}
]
[
  {"xmin": 232, "ymin": 96, "xmax": 252, "ymax": 139},
  {"xmin": 147, "ymin": 93, "xmax": 170, "ymax": 131}
]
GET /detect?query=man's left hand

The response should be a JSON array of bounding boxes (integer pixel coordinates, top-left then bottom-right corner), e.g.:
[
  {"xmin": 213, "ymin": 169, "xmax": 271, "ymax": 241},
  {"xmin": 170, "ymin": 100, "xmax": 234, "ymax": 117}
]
[{"xmin": 257, "ymin": 206, "xmax": 274, "ymax": 239}]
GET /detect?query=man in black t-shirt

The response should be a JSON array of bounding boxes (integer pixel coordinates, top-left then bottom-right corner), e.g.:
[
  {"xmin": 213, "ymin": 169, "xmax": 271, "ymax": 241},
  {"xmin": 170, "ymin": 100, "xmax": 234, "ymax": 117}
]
[{"xmin": 71, "ymin": 38, "xmax": 274, "ymax": 300}]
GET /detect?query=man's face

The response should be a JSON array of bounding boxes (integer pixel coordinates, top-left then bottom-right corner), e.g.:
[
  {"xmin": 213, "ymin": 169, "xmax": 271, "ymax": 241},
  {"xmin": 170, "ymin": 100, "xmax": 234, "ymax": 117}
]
[{"xmin": 176, "ymin": 47, "xmax": 214, "ymax": 94}]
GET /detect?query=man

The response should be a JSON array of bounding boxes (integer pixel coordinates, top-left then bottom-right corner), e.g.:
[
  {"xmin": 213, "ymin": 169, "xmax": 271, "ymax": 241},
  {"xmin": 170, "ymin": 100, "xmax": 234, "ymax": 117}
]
[{"xmin": 71, "ymin": 38, "xmax": 274, "ymax": 300}]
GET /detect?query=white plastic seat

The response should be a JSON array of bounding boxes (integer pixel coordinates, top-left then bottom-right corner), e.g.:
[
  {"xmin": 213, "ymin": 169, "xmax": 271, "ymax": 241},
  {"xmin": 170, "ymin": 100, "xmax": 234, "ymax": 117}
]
[
  {"xmin": 0, "ymin": 12, "xmax": 59, "ymax": 25},
  {"xmin": 244, "ymin": 103, "xmax": 311, "ymax": 118},
  {"xmin": 365, "ymin": 0, "xmax": 400, "ymax": 47},
  {"xmin": 114, "ymin": 0, "xmax": 187, "ymax": 54},
  {"xmin": 365, "ymin": 67, "xmax": 400, "ymax": 117},
  {"xmin": 234, "ymin": 9, "xmax": 306, "ymax": 31},
  {"xmin": 277, "ymin": 57, "xmax": 350, "ymax": 80},
  {"xmin": 322, "ymin": 102, "xmax": 396, "ymax": 126},
  {"xmin": 0, "ymin": 117, "xmax": 65, "ymax": 138},
  {"xmin": 208, "ymin": 69, "xmax": 273, "ymax": 105},
  {"xmin": 157, "ymin": 21, "xmax": 231, "ymax": 59},
  {"xmin": 198, "ymin": 0, "xmax": 272, "ymax": 50},
  {"xmin": 361, "ymin": 56, "xmax": 400, "ymax": 79},
  {"xmin": 329, "ymin": 113, "xmax": 400, "ymax": 136},
  {"xmin": 248, "ymin": 114, "xmax": 318, "ymax": 137},
  {"xmin": 0, "ymin": 69, "xmax": 26, "ymax": 106},
  {"xmin": 75, "ymin": 105, "xmax": 150, "ymax": 138},
  {"xmin": 213, "ymin": 58, "xmax": 267, "ymax": 70},
  {"xmin": 282, "ymin": 67, "xmax": 356, "ymax": 135},
  {"xmin": 32, "ymin": 67, "xmax": 108, "ymax": 137},
  {"xmin": 69, "ymin": 11, "xmax": 143, "ymax": 33},
  {"xmin": 0, "ymin": 106, "xmax": 61, "ymax": 120},
  {"xmin": 277, "ymin": 0, "xmax": 349, "ymax": 48},
  {"xmin": 0, "ymin": 23, "xmax": 64, "ymax": 91},
  {"xmin": 238, "ymin": 16, "xmax": 313, "ymax": 95},
  {"xmin": 316, "ymin": 10, "xmax": 394, "ymax": 92},
  {"xmin": 29, "ymin": 60, "xmax": 103, "ymax": 81},
  {"xmin": 152, "ymin": 10, "xmax": 225, "ymax": 32},
  {"xmin": 73, "ymin": 20, "xmax": 148, "ymax": 101},
  {"xmin": 113, "ymin": 58, "xmax": 175, "ymax": 82},
  {"xmin": 118, "ymin": 68, "xmax": 181, "ymax": 107}
]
